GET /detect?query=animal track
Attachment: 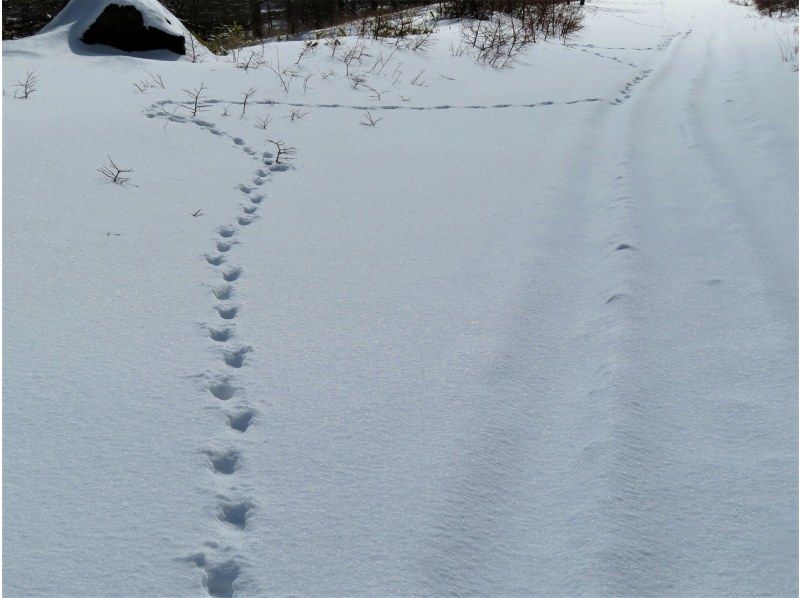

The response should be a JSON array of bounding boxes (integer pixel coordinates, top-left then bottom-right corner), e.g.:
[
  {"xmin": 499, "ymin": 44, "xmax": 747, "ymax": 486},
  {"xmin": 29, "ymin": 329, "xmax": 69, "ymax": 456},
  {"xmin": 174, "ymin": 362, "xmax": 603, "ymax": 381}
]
[
  {"xmin": 216, "ymin": 305, "xmax": 239, "ymax": 320},
  {"xmin": 221, "ymin": 267, "xmax": 242, "ymax": 282},
  {"xmin": 218, "ymin": 501, "xmax": 253, "ymax": 530},
  {"xmin": 213, "ymin": 285, "xmax": 234, "ymax": 300},
  {"xmin": 164, "ymin": 103, "xmax": 298, "ymax": 596},
  {"xmin": 189, "ymin": 554, "xmax": 240, "ymax": 598},
  {"xmin": 206, "ymin": 448, "xmax": 240, "ymax": 475},
  {"xmin": 208, "ymin": 379, "xmax": 235, "ymax": 401},
  {"xmin": 615, "ymin": 243, "xmax": 635, "ymax": 251},
  {"xmin": 209, "ymin": 327, "xmax": 233, "ymax": 342},
  {"xmin": 224, "ymin": 346, "xmax": 252, "ymax": 369},
  {"xmin": 227, "ymin": 410, "xmax": 255, "ymax": 432}
]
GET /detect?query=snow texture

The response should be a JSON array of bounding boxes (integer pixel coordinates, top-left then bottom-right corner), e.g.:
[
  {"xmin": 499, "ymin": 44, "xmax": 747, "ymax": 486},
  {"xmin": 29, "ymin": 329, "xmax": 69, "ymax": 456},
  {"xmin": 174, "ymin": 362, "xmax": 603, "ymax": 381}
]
[{"xmin": 3, "ymin": 0, "xmax": 798, "ymax": 596}]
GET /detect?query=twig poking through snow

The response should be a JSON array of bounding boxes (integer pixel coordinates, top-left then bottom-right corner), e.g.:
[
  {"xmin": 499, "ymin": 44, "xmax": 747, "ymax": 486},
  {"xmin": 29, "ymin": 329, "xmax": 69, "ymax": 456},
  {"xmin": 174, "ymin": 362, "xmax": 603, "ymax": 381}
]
[
  {"xmin": 361, "ymin": 112, "xmax": 384, "ymax": 127},
  {"xmin": 98, "ymin": 155, "xmax": 133, "ymax": 185},
  {"xmin": 13, "ymin": 71, "xmax": 38, "ymax": 99}
]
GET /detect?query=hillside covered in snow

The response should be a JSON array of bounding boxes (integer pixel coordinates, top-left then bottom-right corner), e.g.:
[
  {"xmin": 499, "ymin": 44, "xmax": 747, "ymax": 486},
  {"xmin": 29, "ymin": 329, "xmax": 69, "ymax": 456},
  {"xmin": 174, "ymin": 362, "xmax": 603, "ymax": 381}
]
[{"xmin": 3, "ymin": 0, "xmax": 798, "ymax": 596}]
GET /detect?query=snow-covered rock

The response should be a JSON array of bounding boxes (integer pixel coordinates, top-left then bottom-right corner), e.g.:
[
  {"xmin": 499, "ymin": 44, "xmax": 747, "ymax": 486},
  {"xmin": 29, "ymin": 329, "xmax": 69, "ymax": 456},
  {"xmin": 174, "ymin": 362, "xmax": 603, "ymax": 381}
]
[{"xmin": 38, "ymin": 0, "xmax": 196, "ymax": 56}]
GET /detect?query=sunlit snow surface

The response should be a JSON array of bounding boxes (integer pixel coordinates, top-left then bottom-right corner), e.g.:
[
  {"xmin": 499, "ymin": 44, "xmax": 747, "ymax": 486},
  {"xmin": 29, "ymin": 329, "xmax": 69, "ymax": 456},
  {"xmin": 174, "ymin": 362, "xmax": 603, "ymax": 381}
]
[{"xmin": 3, "ymin": 0, "xmax": 798, "ymax": 595}]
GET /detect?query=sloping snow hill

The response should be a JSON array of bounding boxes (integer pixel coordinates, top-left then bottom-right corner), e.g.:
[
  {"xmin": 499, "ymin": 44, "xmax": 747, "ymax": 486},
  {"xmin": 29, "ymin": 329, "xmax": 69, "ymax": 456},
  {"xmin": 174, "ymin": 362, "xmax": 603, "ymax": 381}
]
[{"xmin": 3, "ymin": 0, "xmax": 798, "ymax": 596}]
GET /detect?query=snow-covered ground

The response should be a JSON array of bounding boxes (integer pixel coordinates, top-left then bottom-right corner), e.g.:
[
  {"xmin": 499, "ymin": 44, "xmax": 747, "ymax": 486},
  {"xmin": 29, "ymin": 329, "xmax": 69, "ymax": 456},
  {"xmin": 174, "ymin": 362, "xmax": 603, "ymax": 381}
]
[{"xmin": 3, "ymin": 0, "xmax": 797, "ymax": 595}]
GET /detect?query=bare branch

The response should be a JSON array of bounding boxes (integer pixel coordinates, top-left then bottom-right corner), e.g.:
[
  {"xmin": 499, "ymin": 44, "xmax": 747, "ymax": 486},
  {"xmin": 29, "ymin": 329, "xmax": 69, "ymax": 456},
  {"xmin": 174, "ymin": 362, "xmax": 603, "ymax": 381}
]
[
  {"xmin": 286, "ymin": 108, "xmax": 309, "ymax": 122},
  {"xmin": 98, "ymin": 155, "xmax": 133, "ymax": 185},
  {"xmin": 266, "ymin": 139, "xmax": 296, "ymax": 165},
  {"xmin": 241, "ymin": 87, "xmax": 257, "ymax": 117},
  {"xmin": 182, "ymin": 83, "xmax": 207, "ymax": 117},
  {"xmin": 13, "ymin": 71, "xmax": 38, "ymax": 99},
  {"xmin": 255, "ymin": 113, "xmax": 272, "ymax": 129},
  {"xmin": 360, "ymin": 111, "xmax": 384, "ymax": 127}
]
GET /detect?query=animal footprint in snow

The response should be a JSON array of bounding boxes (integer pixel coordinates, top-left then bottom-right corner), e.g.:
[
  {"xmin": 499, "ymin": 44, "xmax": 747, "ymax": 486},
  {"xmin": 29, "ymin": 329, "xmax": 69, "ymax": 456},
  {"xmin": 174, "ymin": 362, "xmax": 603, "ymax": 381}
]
[
  {"xmin": 237, "ymin": 216, "xmax": 254, "ymax": 226},
  {"xmin": 242, "ymin": 206, "xmax": 257, "ymax": 215},
  {"xmin": 218, "ymin": 227, "xmax": 236, "ymax": 238},
  {"xmin": 206, "ymin": 254, "xmax": 225, "ymax": 266},
  {"xmin": 207, "ymin": 379, "xmax": 235, "ymax": 401},
  {"xmin": 221, "ymin": 267, "xmax": 241, "ymax": 282},
  {"xmin": 224, "ymin": 346, "xmax": 252, "ymax": 368},
  {"xmin": 209, "ymin": 326, "xmax": 233, "ymax": 342},
  {"xmin": 213, "ymin": 285, "xmax": 234, "ymax": 300},
  {"xmin": 227, "ymin": 409, "xmax": 255, "ymax": 432},
  {"xmin": 204, "ymin": 448, "xmax": 240, "ymax": 475},
  {"xmin": 218, "ymin": 500, "xmax": 253, "ymax": 530},
  {"xmin": 216, "ymin": 304, "xmax": 238, "ymax": 320},
  {"xmin": 188, "ymin": 554, "xmax": 240, "ymax": 598}
]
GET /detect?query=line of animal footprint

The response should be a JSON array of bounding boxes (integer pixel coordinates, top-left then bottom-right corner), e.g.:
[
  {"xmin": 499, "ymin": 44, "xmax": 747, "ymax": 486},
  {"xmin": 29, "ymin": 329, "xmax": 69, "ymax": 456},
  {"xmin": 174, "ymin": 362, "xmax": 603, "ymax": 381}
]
[{"xmin": 191, "ymin": 141, "xmax": 291, "ymax": 598}]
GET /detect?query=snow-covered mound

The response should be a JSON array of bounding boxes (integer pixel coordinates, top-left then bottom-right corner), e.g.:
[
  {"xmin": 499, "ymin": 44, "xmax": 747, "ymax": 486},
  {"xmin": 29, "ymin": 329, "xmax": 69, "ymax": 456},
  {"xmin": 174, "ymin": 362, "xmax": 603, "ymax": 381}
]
[{"xmin": 38, "ymin": 0, "xmax": 193, "ymax": 56}]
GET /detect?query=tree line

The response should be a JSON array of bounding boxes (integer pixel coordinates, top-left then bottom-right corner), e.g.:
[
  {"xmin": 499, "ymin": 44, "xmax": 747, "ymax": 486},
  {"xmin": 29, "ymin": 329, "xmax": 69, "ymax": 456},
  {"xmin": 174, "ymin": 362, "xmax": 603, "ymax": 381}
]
[
  {"xmin": 2, "ymin": 0, "xmax": 432, "ymax": 40},
  {"xmin": 3, "ymin": 0, "xmax": 585, "ymax": 44}
]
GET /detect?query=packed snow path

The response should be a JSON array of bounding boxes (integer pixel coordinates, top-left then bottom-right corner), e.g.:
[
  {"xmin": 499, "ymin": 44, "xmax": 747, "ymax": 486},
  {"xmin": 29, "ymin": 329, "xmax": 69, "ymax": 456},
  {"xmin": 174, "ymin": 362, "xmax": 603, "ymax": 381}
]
[{"xmin": 3, "ymin": 0, "xmax": 797, "ymax": 596}]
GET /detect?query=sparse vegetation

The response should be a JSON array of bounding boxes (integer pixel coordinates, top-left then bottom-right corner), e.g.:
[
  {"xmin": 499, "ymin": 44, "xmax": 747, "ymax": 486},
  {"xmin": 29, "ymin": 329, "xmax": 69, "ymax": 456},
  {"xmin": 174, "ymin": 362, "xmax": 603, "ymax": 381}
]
[
  {"xmin": 360, "ymin": 111, "xmax": 383, "ymax": 127},
  {"xmin": 98, "ymin": 155, "xmax": 133, "ymax": 185},
  {"xmin": 732, "ymin": 0, "xmax": 798, "ymax": 67},
  {"xmin": 240, "ymin": 87, "xmax": 257, "ymax": 117},
  {"xmin": 445, "ymin": 0, "xmax": 584, "ymax": 68},
  {"xmin": 266, "ymin": 139, "xmax": 296, "ymax": 165},
  {"xmin": 182, "ymin": 83, "xmax": 207, "ymax": 117},
  {"xmin": 255, "ymin": 113, "xmax": 273, "ymax": 129},
  {"xmin": 753, "ymin": 0, "xmax": 798, "ymax": 16},
  {"xmin": 13, "ymin": 70, "xmax": 38, "ymax": 99}
]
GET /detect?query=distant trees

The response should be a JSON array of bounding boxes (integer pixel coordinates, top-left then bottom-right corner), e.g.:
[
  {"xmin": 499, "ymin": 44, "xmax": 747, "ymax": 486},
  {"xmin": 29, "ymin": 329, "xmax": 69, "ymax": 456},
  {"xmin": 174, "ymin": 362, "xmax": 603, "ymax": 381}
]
[
  {"xmin": 752, "ymin": 0, "xmax": 798, "ymax": 15},
  {"xmin": 730, "ymin": 0, "xmax": 798, "ymax": 14},
  {"xmin": 3, "ymin": 0, "xmax": 586, "ymax": 48},
  {"xmin": 2, "ymin": 0, "xmax": 429, "ymax": 41},
  {"xmin": 2, "ymin": 0, "xmax": 69, "ymax": 38}
]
